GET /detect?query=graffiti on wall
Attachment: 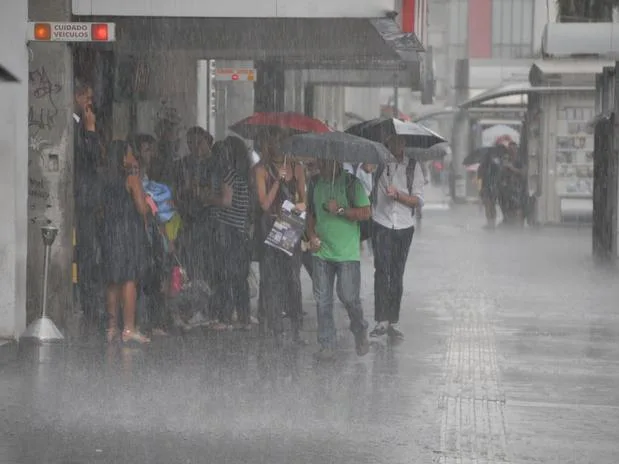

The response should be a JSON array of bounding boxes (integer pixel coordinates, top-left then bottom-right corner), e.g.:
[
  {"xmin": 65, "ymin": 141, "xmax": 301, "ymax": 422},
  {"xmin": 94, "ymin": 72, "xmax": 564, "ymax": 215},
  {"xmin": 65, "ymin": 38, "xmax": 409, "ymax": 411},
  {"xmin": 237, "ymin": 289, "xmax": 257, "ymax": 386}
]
[{"xmin": 27, "ymin": 44, "xmax": 68, "ymax": 225}]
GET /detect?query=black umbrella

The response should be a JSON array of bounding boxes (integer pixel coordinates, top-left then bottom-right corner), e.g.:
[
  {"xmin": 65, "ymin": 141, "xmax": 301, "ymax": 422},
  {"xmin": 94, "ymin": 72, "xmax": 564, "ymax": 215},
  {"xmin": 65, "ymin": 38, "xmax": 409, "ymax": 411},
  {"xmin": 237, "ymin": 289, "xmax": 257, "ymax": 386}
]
[
  {"xmin": 406, "ymin": 142, "xmax": 451, "ymax": 162},
  {"xmin": 345, "ymin": 117, "xmax": 447, "ymax": 149},
  {"xmin": 463, "ymin": 145, "xmax": 509, "ymax": 166},
  {"xmin": 280, "ymin": 131, "xmax": 392, "ymax": 165}
]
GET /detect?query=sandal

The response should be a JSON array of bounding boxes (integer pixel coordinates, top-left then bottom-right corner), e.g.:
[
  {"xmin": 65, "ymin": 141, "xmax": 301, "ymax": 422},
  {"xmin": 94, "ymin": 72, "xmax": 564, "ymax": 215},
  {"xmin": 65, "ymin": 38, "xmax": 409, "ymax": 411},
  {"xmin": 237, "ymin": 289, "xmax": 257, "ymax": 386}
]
[
  {"xmin": 122, "ymin": 329, "xmax": 151, "ymax": 344},
  {"xmin": 210, "ymin": 322, "xmax": 232, "ymax": 331}
]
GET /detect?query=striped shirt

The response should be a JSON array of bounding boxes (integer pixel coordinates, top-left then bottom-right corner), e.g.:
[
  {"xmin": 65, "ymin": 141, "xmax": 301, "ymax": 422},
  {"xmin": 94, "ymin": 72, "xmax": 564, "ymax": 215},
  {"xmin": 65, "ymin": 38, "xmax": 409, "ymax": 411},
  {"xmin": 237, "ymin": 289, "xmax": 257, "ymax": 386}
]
[{"xmin": 218, "ymin": 168, "xmax": 250, "ymax": 233}]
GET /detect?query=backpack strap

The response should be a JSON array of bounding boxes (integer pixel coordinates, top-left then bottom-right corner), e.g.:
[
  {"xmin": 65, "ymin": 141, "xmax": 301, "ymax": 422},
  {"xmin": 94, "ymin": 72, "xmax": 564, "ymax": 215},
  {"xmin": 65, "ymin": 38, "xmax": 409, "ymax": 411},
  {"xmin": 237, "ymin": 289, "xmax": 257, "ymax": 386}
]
[
  {"xmin": 306, "ymin": 174, "xmax": 318, "ymax": 218},
  {"xmin": 345, "ymin": 172, "xmax": 360, "ymax": 208},
  {"xmin": 406, "ymin": 158, "xmax": 417, "ymax": 217},
  {"xmin": 406, "ymin": 158, "xmax": 416, "ymax": 195},
  {"xmin": 369, "ymin": 164, "xmax": 385, "ymax": 205}
]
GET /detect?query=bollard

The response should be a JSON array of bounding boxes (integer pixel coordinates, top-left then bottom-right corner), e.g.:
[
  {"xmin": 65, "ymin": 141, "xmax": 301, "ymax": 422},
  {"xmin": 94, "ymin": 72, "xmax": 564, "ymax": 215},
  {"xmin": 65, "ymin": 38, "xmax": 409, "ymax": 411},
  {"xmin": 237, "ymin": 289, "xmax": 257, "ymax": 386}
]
[{"xmin": 21, "ymin": 225, "xmax": 64, "ymax": 342}]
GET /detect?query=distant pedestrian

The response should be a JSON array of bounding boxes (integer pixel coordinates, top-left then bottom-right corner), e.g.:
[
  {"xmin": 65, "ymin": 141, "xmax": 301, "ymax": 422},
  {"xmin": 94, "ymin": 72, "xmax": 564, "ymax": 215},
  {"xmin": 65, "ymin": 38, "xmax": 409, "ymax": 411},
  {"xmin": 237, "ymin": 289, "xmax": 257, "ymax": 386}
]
[
  {"xmin": 370, "ymin": 135, "xmax": 424, "ymax": 340},
  {"xmin": 306, "ymin": 159, "xmax": 371, "ymax": 360}
]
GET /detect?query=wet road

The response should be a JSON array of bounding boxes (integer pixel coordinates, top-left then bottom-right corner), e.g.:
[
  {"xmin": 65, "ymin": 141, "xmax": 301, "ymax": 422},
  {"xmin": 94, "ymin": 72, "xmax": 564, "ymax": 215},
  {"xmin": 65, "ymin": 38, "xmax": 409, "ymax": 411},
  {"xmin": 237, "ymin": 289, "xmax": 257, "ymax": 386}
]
[{"xmin": 1, "ymin": 205, "xmax": 618, "ymax": 464}]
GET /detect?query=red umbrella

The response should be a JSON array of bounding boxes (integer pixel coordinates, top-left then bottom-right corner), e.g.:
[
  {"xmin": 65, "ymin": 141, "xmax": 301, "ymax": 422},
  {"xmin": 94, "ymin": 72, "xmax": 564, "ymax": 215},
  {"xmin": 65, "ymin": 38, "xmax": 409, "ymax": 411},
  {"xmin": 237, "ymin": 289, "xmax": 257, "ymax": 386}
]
[{"xmin": 229, "ymin": 112, "xmax": 333, "ymax": 140}]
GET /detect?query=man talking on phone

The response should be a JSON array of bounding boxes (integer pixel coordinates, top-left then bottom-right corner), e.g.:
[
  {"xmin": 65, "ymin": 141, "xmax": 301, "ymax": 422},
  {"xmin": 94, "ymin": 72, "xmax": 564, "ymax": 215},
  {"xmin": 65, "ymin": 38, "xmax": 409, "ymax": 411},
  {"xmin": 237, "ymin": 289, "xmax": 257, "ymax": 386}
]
[{"xmin": 73, "ymin": 79, "xmax": 103, "ymax": 331}]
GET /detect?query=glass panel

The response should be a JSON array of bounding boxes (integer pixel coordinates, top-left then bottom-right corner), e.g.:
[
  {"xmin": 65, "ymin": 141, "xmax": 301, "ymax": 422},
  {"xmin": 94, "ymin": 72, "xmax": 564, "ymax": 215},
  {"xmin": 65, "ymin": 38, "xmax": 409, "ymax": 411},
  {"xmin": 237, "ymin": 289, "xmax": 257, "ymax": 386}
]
[
  {"xmin": 458, "ymin": 0, "xmax": 468, "ymax": 43},
  {"xmin": 522, "ymin": 0, "xmax": 534, "ymax": 46},
  {"xmin": 512, "ymin": 0, "xmax": 524, "ymax": 43},
  {"xmin": 492, "ymin": 0, "xmax": 503, "ymax": 42},
  {"xmin": 491, "ymin": 0, "xmax": 534, "ymax": 57},
  {"xmin": 501, "ymin": 0, "xmax": 511, "ymax": 43},
  {"xmin": 448, "ymin": 1, "xmax": 460, "ymax": 43}
]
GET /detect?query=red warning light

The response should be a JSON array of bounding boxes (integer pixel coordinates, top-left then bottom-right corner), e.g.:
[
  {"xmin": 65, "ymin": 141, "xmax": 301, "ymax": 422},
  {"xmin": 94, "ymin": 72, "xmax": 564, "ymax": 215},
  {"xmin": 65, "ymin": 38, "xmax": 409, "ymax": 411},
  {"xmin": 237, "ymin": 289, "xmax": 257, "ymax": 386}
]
[
  {"xmin": 34, "ymin": 23, "xmax": 51, "ymax": 41},
  {"xmin": 91, "ymin": 23, "xmax": 108, "ymax": 41},
  {"xmin": 231, "ymin": 74, "xmax": 239, "ymax": 81}
]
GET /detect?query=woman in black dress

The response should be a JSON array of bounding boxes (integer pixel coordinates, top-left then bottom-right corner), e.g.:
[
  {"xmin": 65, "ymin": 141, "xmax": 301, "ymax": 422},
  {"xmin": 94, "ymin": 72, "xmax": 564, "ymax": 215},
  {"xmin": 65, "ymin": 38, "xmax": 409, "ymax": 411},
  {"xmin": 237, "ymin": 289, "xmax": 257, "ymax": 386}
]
[
  {"xmin": 254, "ymin": 128, "xmax": 307, "ymax": 342},
  {"xmin": 101, "ymin": 140, "xmax": 151, "ymax": 344}
]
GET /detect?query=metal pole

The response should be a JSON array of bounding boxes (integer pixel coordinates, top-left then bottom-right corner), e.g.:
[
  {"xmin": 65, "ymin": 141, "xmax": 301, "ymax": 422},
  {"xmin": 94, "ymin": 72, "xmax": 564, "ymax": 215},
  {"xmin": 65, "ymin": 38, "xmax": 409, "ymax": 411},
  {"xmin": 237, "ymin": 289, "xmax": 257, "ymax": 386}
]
[
  {"xmin": 392, "ymin": 73, "xmax": 399, "ymax": 118},
  {"xmin": 41, "ymin": 243, "xmax": 51, "ymax": 319},
  {"xmin": 21, "ymin": 226, "xmax": 64, "ymax": 342}
]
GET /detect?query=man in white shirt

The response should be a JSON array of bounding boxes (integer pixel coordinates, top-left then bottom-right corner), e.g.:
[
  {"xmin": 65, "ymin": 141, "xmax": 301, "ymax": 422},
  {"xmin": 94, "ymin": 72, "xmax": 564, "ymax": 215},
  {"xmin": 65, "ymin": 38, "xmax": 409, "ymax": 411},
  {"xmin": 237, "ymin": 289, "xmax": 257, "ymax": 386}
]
[{"xmin": 370, "ymin": 135, "xmax": 425, "ymax": 339}]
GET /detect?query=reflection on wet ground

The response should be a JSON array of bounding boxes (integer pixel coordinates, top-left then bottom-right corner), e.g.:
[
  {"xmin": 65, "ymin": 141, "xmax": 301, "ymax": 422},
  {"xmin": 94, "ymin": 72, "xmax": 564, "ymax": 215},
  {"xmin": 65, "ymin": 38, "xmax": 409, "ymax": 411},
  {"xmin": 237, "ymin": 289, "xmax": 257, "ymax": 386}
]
[{"xmin": 1, "ymin": 206, "xmax": 618, "ymax": 463}]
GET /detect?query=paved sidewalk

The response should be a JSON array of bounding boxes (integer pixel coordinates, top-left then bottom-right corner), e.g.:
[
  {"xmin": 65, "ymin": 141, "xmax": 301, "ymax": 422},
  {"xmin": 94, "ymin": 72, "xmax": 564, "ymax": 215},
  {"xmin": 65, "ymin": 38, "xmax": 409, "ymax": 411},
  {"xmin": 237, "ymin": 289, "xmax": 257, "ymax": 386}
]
[{"xmin": 1, "ymin": 206, "xmax": 617, "ymax": 464}]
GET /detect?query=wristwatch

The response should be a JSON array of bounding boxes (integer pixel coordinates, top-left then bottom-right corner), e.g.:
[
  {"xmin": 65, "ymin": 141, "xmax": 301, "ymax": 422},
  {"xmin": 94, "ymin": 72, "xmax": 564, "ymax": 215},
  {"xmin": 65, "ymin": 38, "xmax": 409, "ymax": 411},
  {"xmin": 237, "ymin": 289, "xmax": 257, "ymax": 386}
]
[{"xmin": 336, "ymin": 207, "xmax": 345, "ymax": 216}]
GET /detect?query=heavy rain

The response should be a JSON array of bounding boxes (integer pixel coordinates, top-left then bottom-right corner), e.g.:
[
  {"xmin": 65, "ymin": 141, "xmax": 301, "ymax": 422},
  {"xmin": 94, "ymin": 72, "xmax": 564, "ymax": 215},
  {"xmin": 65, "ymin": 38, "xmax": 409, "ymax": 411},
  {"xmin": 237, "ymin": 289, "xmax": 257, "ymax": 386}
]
[{"xmin": 1, "ymin": 0, "xmax": 619, "ymax": 463}]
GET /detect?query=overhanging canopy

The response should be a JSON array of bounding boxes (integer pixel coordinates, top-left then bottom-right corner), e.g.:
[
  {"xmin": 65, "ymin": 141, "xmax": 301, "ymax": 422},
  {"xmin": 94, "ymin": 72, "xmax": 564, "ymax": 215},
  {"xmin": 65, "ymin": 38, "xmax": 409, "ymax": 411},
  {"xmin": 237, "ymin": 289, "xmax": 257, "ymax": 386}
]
[
  {"xmin": 77, "ymin": 16, "xmax": 423, "ymax": 87},
  {"xmin": 85, "ymin": 16, "xmax": 421, "ymax": 66}
]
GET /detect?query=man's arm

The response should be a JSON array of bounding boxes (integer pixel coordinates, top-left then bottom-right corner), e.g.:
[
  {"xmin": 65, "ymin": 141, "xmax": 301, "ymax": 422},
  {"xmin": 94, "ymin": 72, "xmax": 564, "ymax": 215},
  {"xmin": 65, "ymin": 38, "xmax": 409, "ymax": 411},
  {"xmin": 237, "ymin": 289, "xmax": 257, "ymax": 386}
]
[
  {"xmin": 394, "ymin": 163, "xmax": 424, "ymax": 208},
  {"xmin": 342, "ymin": 180, "xmax": 371, "ymax": 221}
]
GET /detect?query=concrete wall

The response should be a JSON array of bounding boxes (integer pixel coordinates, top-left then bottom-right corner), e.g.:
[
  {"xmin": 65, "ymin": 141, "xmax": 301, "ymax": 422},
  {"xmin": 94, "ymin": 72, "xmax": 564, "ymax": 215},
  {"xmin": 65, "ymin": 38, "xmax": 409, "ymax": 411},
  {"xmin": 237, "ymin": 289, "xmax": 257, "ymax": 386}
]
[
  {"xmin": 0, "ymin": 0, "xmax": 28, "ymax": 339},
  {"xmin": 27, "ymin": 0, "xmax": 74, "ymax": 329},
  {"xmin": 73, "ymin": 0, "xmax": 395, "ymax": 17}
]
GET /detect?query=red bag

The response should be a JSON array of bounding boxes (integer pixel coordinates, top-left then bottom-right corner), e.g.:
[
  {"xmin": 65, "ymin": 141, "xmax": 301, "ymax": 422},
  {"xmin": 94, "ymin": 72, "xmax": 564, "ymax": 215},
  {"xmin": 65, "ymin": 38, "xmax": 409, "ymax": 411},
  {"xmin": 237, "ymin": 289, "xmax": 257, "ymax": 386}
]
[
  {"xmin": 169, "ymin": 266, "xmax": 184, "ymax": 297},
  {"xmin": 169, "ymin": 253, "xmax": 188, "ymax": 297}
]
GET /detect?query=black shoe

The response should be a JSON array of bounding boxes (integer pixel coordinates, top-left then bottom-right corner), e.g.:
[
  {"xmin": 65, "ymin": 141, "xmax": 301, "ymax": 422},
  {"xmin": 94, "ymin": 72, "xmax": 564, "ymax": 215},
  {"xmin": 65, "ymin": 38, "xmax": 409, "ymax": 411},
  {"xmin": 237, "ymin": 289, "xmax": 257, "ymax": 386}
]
[
  {"xmin": 313, "ymin": 347, "xmax": 335, "ymax": 361},
  {"xmin": 387, "ymin": 325, "xmax": 404, "ymax": 340},
  {"xmin": 369, "ymin": 323, "xmax": 388, "ymax": 338}
]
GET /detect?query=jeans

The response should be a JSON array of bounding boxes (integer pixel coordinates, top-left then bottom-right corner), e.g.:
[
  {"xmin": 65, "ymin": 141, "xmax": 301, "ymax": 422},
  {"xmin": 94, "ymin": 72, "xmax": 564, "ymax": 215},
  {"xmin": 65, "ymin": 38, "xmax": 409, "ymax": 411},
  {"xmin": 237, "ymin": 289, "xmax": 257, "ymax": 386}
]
[
  {"xmin": 312, "ymin": 257, "xmax": 368, "ymax": 349},
  {"xmin": 371, "ymin": 221, "xmax": 415, "ymax": 324}
]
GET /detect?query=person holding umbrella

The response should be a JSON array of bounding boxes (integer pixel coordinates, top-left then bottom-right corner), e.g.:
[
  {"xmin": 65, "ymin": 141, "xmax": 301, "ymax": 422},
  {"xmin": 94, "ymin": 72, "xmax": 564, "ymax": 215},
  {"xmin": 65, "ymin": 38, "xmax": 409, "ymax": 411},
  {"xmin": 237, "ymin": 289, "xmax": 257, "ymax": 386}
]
[
  {"xmin": 370, "ymin": 134, "xmax": 425, "ymax": 340},
  {"xmin": 254, "ymin": 127, "xmax": 307, "ymax": 343},
  {"xmin": 306, "ymin": 159, "xmax": 371, "ymax": 361}
]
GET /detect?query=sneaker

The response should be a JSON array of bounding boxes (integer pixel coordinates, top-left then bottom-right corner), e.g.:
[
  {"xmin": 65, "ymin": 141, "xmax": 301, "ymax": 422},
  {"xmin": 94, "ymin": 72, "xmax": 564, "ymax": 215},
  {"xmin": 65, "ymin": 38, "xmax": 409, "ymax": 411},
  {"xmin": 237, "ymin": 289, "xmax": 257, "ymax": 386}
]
[
  {"xmin": 354, "ymin": 330, "xmax": 370, "ymax": 356},
  {"xmin": 313, "ymin": 347, "xmax": 335, "ymax": 361},
  {"xmin": 369, "ymin": 321, "xmax": 389, "ymax": 337},
  {"xmin": 387, "ymin": 324, "xmax": 404, "ymax": 340}
]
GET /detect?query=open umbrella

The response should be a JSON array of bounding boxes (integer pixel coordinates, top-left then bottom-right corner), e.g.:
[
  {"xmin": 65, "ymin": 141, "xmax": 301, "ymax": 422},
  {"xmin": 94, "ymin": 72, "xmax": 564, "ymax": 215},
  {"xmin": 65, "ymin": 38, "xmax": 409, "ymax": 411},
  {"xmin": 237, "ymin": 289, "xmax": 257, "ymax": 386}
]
[
  {"xmin": 229, "ymin": 112, "xmax": 332, "ymax": 140},
  {"xmin": 346, "ymin": 117, "xmax": 447, "ymax": 149},
  {"xmin": 280, "ymin": 131, "xmax": 392, "ymax": 165},
  {"xmin": 463, "ymin": 145, "xmax": 509, "ymax": 166},
  {"xmin": 406, "ymin": 142, "xmax": 451, "ymax": 162}
]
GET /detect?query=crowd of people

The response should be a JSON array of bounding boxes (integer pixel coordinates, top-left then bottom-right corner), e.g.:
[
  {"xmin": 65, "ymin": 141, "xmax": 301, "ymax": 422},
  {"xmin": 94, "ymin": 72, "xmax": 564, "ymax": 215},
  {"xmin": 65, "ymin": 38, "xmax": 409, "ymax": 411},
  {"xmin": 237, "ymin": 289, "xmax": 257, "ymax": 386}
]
[{"xmin": 73, "ymin": 80, "xmax": 425, "ymax": 361}]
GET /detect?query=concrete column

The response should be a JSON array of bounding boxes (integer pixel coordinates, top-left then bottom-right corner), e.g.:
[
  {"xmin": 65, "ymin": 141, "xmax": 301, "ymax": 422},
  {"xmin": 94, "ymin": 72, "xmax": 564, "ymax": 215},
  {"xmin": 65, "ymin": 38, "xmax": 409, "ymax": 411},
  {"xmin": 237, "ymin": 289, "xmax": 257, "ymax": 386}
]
[
  {"xmin": 27, "ymin": 0, "xmax": 74, "ymax": 329},
  {"xmin": 614, "ymin": 63, "xmax": 619, "ymax": 258},
  {"xmin": 450, "ymin": 59, "xmax": 470, "ymax": 203},
  {"xmin": 254, "ymin": 61, "xmax": 284, "ymax": 113},
  {"xmin": 0, "ymin": 0, "xmax": 28, "ymax": 339}
]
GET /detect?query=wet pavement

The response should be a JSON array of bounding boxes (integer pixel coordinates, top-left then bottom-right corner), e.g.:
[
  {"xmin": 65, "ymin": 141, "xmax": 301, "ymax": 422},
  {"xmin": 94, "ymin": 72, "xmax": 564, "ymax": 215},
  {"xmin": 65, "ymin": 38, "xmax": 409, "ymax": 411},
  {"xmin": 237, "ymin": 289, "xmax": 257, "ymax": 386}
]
[{"xmin": 1, "ymin": 205, "xmax": 618, "ymax": 464}]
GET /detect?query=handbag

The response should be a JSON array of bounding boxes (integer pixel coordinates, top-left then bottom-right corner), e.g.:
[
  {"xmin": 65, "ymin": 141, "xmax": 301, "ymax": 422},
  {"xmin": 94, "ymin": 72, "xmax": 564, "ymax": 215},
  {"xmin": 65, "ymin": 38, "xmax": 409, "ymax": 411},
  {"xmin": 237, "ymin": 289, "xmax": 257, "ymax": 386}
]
[{"xmin": 168, "ymin": 253, "xmax": 189, "ymax": 298}]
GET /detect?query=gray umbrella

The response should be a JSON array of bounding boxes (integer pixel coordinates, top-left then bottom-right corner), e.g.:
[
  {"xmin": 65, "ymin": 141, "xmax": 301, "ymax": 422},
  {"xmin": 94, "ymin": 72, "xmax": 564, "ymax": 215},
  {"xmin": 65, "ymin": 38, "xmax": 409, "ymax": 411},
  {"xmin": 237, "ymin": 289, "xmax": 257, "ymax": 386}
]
[
  {"xmin": 406, "ymin": 142, "xmax": 451, "ymax": 162},
  {"xmin": 280, "ymin": 131, "xmax": 391, "ymax": 165}
]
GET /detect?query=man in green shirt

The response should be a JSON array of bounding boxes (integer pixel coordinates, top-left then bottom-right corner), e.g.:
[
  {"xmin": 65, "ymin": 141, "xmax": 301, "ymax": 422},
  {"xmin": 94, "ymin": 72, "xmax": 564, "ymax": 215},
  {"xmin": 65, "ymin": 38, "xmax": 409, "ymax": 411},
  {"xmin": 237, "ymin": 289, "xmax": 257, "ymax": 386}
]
[{"xmin": 307, "ymin": 159, "xmax": 371, "ymax": 360}]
